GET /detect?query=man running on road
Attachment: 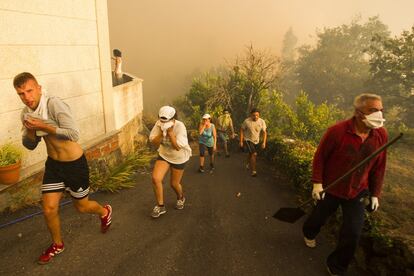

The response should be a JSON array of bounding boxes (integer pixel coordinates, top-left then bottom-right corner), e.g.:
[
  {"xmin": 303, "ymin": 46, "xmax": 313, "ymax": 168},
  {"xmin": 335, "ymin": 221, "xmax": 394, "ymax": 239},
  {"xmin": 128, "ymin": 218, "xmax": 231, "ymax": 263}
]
[
  {"xmin": 239, "ymin": 108, "xmax": 267, "ymax": 177},
  {"xmin": 14, "ymin": 72, "xmax": 112, "ymax": 265}
]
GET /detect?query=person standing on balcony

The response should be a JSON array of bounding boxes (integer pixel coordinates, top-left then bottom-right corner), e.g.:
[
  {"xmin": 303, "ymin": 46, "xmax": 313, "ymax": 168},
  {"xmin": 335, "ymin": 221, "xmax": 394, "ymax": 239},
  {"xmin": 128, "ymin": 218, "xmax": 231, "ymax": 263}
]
[
  {"xmin": 198, "ymin": 114, "xmax": 217, "ymax": 173},
  {"xmin": 14, "ymin": 72, "xmax": 112, "ymax": 265},
  {"xmin": 216, "ymin": 109, "xmax": 235, "ymax": 157},
  {"xmin": 112, "ymin": 49, "xmax": 123, "ymax": 85},
  {"xmin": 302, "ymin": 93, "xmax": 388, "ymax": 275},
  {"xmin": 239, "ymin": 108, "xmax": 267, "ymax": 177},
  {"xmin": 149, "ymin": 106, "xmax": 191, "ymax": 218}
]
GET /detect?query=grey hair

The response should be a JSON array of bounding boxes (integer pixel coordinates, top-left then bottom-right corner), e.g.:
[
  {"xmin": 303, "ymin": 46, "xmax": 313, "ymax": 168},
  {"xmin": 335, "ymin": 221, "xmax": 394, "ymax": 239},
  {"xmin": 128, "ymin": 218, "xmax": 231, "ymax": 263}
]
[{"xmin": 353, "ymin": 93, "xmax": 382, "ymax": 109}]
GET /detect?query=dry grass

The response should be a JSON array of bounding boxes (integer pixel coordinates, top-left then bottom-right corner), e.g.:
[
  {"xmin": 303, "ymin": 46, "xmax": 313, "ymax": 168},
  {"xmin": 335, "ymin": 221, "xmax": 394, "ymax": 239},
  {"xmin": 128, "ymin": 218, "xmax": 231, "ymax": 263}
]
[{"xmin": 379, "ymin": 143, "xmax": 414, "ymax": 245}]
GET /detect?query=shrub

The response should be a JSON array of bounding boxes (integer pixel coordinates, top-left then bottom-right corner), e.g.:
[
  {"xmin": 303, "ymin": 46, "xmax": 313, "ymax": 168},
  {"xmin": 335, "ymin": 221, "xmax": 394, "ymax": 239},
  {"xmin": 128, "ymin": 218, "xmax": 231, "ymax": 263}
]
[
  {"xmin": 293, "ymin": 91, "xmax": 344, "ymax": 144},
  {"xmin": 89, "ymin": 149, "xmax": 156, "ymax": 193},
  {"xmin": 263, "ymin": 135, "xmax": 315, "ymax": 194},
  {"xmin": 0, "ymin": 143, "xmax": 23, "ymax": 166}
]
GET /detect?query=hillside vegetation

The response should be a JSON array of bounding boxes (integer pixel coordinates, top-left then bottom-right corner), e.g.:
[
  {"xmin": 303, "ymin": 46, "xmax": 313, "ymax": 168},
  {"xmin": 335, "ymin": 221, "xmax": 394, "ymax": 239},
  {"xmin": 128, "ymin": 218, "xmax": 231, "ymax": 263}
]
[{"xmin": 174, "ymin": 17, "xmax": 414, "ymax": 274}]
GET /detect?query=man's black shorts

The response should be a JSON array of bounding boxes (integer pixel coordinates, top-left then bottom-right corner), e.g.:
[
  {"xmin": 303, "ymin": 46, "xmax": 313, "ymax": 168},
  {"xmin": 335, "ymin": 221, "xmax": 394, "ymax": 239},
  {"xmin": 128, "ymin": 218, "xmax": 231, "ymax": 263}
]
[
  {"xmin": 244, "ymin": 140, "xmax": 260, "ymax": 154},
  {"xmin": 42, "ymin": 154, "xmax": 90, "ymax": 199},
  {"xmin": 156, "ymin": 155, "xmax": 187, "ymax": 170}
]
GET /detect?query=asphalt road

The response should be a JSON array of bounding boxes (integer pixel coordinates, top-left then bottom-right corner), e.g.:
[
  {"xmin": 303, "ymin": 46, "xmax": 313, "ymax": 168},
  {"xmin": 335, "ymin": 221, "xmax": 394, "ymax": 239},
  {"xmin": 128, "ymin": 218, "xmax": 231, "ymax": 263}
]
[{"xmin": 0, "ymin": 152, "xmax": 367, "ymax": 276}]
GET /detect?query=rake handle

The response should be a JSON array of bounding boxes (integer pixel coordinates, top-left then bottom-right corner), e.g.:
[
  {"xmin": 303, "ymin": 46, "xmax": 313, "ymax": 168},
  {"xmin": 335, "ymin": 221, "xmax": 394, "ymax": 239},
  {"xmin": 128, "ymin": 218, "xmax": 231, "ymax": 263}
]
[{"xmin": 298, "ymin": 133, "xmax": 403, "ymax": 209}]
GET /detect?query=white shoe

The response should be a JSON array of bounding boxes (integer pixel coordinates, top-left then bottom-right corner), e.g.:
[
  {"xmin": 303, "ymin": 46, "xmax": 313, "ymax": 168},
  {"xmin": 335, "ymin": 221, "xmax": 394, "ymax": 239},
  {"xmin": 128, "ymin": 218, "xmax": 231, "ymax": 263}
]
[
  {"xmin": 304, "ymin": 237, "xmax": 316, "ymax": 248},
  {"xmin": 151, "ymin": 205, "xmax": 166, "ymax": 218},
  {"xmin": 175, "ymin": 197, "xmax": 186, "ymax": 210}
]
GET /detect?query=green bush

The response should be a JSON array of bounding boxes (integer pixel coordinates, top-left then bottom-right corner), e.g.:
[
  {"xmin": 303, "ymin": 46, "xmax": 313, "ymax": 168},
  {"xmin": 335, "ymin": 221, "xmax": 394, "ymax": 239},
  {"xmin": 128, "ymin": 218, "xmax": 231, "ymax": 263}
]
[
  {"xmin": 0, "ymin": 143, "xmax": 23, "ymax": 166},
  {"xmin": 258, "ymin": 89, "xmax": 298, "ymax": 137},
  {"xmin": 259, "ymin": 91, "xmax": 343, "ymax": 146},
  {"xmin": 264, "ymin": 135, "xmax": 315, "ymax": 194},
  {"xmin": 293, "ymin": 91, "xmax": 344, "ymax": 144}
]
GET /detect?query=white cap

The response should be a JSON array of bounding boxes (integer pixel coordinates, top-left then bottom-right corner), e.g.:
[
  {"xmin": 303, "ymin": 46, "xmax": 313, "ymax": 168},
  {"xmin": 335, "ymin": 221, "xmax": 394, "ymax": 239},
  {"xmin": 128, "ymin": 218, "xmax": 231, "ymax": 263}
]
[
  {"xmin": 159, "ymin": 106, "xmax": 176, "ymax": 122},
  {"xmin": 202, "ymin": 114, "xmax": 211, "ymax": 119}
]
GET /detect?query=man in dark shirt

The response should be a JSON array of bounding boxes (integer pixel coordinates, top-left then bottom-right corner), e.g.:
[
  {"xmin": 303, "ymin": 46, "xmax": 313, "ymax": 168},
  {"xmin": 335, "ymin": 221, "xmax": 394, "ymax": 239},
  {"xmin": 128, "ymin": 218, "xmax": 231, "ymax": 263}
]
[{"xmin": 302, "ymin": 93, "xmax": 387, "ymax": 275}]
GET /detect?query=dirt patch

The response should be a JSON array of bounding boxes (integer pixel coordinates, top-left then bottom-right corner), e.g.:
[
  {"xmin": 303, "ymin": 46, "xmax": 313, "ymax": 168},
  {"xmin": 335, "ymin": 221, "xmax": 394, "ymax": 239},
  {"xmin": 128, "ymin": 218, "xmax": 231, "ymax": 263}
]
[{"xmin": 380, "ymin": 143, "xmax": 414, "ymax": 251}]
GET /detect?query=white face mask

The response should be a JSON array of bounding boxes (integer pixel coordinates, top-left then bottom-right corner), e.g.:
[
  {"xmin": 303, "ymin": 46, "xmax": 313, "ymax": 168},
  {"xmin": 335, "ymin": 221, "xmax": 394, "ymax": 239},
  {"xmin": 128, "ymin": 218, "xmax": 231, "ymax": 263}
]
[
  {"xmin": 161, "ymin": 121, "xmax": 174, "ymax": 129},
  {"xmin": 362, "ymin": 111, "xmax": 385, "ymax": 129}
]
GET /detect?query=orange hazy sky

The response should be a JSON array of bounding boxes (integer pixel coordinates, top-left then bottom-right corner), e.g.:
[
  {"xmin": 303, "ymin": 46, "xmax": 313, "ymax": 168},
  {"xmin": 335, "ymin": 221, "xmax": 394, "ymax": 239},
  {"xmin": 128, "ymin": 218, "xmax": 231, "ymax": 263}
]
[{"xmin": 107, "ymin": 0, "xmax": 414, "ymax": 112}]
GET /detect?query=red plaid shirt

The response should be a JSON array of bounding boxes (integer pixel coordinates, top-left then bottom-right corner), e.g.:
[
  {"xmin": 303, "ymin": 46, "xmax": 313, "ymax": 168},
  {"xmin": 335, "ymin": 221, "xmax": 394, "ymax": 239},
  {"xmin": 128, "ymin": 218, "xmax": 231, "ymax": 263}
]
[{"xmin": 312, "ymin": 118, "xmax": 388, "ymax": 199}]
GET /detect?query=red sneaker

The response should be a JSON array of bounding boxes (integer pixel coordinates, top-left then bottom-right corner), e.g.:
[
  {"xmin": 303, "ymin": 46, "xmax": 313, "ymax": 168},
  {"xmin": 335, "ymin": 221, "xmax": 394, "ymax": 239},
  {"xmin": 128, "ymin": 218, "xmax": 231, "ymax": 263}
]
[
  {"xmin": 38, "ymin": 242, "xmax": 65, "ymax": 264},
  {"xmin": 100, "ymin": 204, "xmax": 112, "ymax": 233}
]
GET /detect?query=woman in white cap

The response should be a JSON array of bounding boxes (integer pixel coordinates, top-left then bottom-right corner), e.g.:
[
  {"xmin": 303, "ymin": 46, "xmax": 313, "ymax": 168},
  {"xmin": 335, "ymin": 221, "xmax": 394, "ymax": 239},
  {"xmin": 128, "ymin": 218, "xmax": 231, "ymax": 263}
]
[
  {"xmin": 198, "ymin": 114, "xmax": 217, "ymax": 173},
  {"xmin": 149, "ymin": 106, "xmax": 192, "ymax": 218}
]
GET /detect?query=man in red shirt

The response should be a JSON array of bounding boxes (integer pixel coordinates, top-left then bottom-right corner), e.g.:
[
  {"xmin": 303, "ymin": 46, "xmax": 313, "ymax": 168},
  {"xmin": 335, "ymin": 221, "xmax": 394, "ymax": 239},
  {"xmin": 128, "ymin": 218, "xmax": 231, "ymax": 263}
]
[{"xmin": 302, "ymin": 93, "xmax": 387, "ymax": 275}]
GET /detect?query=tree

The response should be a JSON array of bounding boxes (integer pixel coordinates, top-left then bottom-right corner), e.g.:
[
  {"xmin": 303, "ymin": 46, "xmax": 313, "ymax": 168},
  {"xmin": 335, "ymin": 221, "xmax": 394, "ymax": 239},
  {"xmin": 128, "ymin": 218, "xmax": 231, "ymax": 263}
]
[
  {"xmin": 296, "ymin": 16, "xmax": 390, "ymax": 107},
  {"xmin": 281, "ymin": 27, "xmax": 298, "ymax": 62},
  {"xmin": 177, "ymin": 45, "xmax": 280, "ymax": 128},
  {"xmin": 258, "ymin": 89, "xmax": 297, "ymax": 137},
  {"xmin": 279, "ymin": 28, "xmax": 301, "ymax": 104},
  {"xmin": 294, "ymin": 91, "xmax": 344, "ymax": 144},
  {"xmin": 232, "ymin": 44, "xmax": 280, "ymax": 116},
  {"xmin": 173, "ymin": 73, "xmax": 219, "ymax": 128},
  {"xmin": 367, "ymin": 26, "xmax": 414, "ymax": 126},
  {"xmin": 258, "ymin": 90, "xmax": 344, "ymax": 144}
]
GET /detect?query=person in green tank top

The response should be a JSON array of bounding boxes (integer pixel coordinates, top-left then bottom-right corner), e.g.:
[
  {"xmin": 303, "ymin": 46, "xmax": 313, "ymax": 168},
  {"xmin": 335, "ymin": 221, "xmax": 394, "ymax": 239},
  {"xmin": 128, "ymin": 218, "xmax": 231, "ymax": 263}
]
[{"xmin": 216, "ymin": 109, "xmax": 235, "ymax": 157}]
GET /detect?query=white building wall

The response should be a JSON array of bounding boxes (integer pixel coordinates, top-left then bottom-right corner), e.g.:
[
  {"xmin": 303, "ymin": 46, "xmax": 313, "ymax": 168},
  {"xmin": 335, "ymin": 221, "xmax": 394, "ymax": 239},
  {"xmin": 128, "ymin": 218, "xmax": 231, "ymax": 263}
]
[
  {"xmin": 113, "ymin": 76, "xmax": 144, "ymax": 130},
  {"xmin": 0, "ymin": 0, "xmax": 112, "ymax": 174}
]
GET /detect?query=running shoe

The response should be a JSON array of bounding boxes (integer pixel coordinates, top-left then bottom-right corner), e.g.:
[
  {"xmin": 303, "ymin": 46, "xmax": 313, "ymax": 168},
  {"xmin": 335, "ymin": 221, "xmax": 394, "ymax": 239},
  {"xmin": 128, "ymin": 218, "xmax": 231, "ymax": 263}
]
[
  {"xmin": 304, "ymin": 237, "xmax": 316, "ymax": 248},
  {"xmin": 251, "ymin": 171, "xmax": 257, "ymax": 177},
  {"xmin": 151, "ymin": 205, "xmax": 167, "ymax": 218},
  {"xmin": 100, "ymin": 204, "xmax": 112, "ymax": 233},
  {"xmin": 38, "ymin": 242, "xmax": 65, "ymax": 264},
  {"xmin": 175, "ymin": 197, "xmax": 186, "ymax": 210},
  {"xmin": 199, "ymin": 166, "xmax": 205, "ymax": 173}
]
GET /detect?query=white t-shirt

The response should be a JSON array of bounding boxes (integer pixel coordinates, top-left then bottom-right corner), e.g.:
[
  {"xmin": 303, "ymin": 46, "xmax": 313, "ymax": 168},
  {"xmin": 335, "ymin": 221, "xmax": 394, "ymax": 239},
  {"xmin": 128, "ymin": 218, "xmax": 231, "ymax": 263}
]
[
  {"xmin": 241, "ymin": 117, "xmax": 267, "ymax": 144},
  {"xmin": 149, "ymin": 120, "xmax": 192, "ymax": 164}
]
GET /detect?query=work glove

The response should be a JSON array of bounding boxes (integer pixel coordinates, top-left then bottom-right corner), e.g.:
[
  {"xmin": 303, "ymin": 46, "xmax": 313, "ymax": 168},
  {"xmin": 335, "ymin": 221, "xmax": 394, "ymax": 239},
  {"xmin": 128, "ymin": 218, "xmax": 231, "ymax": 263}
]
[
  {"xmin": 370, "ymin": 196, "xmax": 379, "ymax": 212},
  {"xmin": 312, "ymin": 183, "xmax": 325, "ymax": 200}
]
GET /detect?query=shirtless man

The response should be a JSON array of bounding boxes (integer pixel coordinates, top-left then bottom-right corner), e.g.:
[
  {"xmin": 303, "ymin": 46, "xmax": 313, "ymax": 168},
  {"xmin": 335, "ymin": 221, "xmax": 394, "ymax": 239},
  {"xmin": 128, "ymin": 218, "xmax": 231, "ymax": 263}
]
[{"xmin": 14, "ymin": 72, "xmax": 112, "ymax": 264}]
